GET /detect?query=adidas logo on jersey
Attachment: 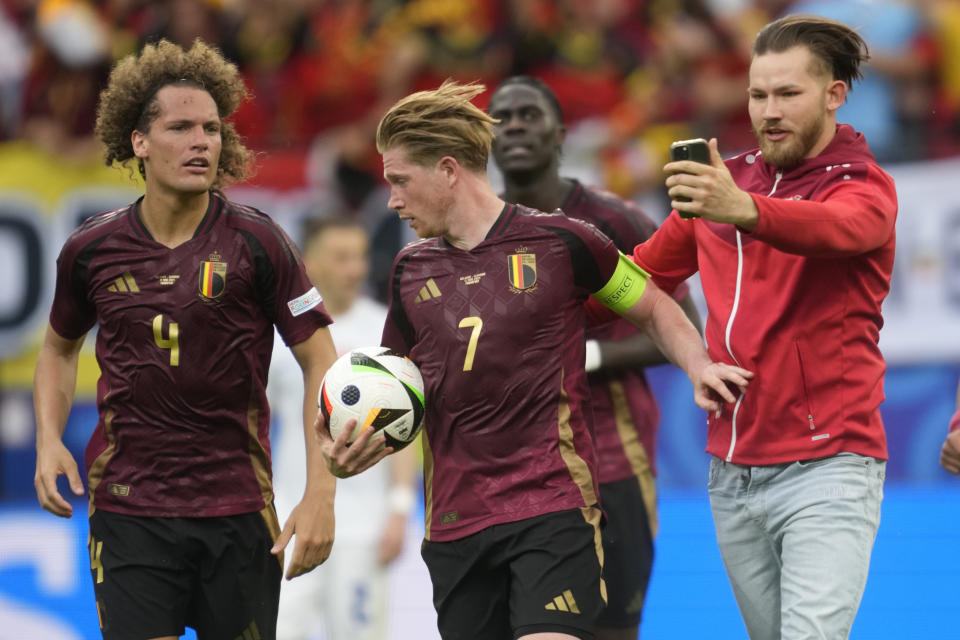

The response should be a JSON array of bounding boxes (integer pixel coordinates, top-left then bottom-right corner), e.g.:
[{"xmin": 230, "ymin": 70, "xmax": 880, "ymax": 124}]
[
  {"xmin": 544, "ymin": 589, "xmax": 580, "ymax": 614},
  {"xmin": 107, "ymin": 271, "xmax": 139, "ymax": 293},
  {"xmin": 415, "ymin": 278, "xmax": 442, "ymax": 303}
]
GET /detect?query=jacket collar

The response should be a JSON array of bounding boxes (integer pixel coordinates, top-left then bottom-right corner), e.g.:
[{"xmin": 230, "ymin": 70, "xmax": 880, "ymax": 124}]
[{"xmin": 752, "ymin": 124, "xmax": 877, "ymax": 179}]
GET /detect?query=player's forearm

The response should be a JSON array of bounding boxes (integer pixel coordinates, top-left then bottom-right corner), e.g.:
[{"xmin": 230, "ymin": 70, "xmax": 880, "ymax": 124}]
[
  {"xmin": 303, "ymin": 439, "xmax": 336, "ymax": 500},
  {"xmin": 290, "ymin": 328, "xmax": 339, "ymax": 498},
  {"xmin": 642, "ymin": 291, "xmax": 712, "ymax": 378},
  {"xmin": 597, "ymin": 294, "xmax": 701, "ymax": 371},
  {"xmin": 301, "ymin": 367, "xmax": 336, "ymax": 499},
  {"xmin": 33, "ymin": 340, "xmax": 81, "ymax": 448}
]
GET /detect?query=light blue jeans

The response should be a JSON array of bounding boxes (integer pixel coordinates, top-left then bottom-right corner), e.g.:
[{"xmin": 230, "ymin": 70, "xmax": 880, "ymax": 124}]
[{"xmin": 708, "ymin": 453, "xmax": 885, "ymax": 640}]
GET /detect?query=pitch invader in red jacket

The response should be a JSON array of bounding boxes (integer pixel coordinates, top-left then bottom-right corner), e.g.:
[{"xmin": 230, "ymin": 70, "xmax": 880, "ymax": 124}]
[{"xmin": 636, "ymin": 15, "xmax": 896, "ymax": 640}]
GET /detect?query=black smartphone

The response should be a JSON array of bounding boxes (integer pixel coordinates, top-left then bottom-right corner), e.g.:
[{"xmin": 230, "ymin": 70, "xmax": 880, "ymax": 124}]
[{"xmin": 669, "ymin": 138, "xmax": 710, "ymax": 213}]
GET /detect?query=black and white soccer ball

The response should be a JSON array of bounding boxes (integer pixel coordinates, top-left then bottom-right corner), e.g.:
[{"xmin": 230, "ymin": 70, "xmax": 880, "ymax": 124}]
[{"xmin": 319, "ymin": 347, "xmax": 425, "ymax": 450}]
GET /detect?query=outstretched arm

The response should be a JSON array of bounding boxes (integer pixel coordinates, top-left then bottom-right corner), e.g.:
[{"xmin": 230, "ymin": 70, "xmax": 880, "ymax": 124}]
[
  {"xmin": 271, "ymin": 327, "xmax": 338, "ymax": 579},
  {"xmin": 615, "ymin": 279, "xmax": 752, "ymax": 413},
  {"xmin": 665, "ymin": 138, "xmax": 897, "ymax": 257},
  {"xmin": 33, "ymin": 324, "xmax": 86, "ymax": 518},
  {"xmin": 588, "ymin": 292, "xmax": 702, "ymax": 373},
  {"xmin": 273, "ymin": 329, "xmax": 394, "ymax": 578}
]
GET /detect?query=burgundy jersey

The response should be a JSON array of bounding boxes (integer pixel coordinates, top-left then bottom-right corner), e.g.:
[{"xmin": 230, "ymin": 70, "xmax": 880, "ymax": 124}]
[
  {"xmin": 560, "ymin": 181, "xmax": 686, "ymax": 484},
  {"xmin": 49, "ymin": 192, "xmax": 331, "ymax": 517},
  {"xmin": 382, "ymin": 204, "xmax": 624, "ymax": 542}
]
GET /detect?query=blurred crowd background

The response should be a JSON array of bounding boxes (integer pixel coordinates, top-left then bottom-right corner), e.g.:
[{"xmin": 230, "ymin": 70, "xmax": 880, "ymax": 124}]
[
  {"xmin": 5, "ymin": 0, "xmax": 960, "ymax": 302},
  {"xmin": 2, "ymin": 1, "xmax": 960, "ymax": 637},
  {"xmin": 4, "ymin": 0, "xmax": 960, "ymax": 196}
]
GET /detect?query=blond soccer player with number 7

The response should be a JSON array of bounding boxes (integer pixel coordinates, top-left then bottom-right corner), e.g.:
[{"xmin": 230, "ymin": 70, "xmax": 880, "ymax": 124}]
[{"xmin": 314, "ymin": 80, "xmax": 752, "ymax": 640}]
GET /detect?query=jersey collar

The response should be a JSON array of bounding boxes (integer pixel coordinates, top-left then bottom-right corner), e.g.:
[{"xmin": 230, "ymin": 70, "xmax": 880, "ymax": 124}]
[
  {"xmin": 129, "ymin": 191, "xmax": 223, "ymax": 242},
  {"xmin": 483, "ymin": 202, "xmax": 517, "ymax": 240}
]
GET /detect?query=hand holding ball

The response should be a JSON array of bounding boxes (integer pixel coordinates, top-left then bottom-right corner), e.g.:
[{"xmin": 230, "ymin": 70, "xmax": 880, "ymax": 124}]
[{"xmin": 319, "ymin": 347, "xmax": 425, "ymax": 451}]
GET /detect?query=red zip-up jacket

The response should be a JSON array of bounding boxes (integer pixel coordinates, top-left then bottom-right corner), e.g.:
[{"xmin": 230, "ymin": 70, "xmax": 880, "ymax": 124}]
[{"xmin": 634, "ymin": 125, "xmax": 896, "ymax": 464}]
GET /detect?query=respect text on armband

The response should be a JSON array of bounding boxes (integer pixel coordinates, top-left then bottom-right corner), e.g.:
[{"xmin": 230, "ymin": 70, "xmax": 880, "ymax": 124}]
[
  {"xmin": 595, "ymin": 254, "xmax": 648, "ymax": 313},
  {"xmin": 601, "ymin": 275, "xmax": 635, "ymax": 308}
]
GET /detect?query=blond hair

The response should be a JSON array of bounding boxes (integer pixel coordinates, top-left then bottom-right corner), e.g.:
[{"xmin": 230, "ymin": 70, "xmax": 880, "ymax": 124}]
[
  {"xmin": 376, "ymin": 80, "xmax": 495, "ymax": 172},
  {"xmin": 95, "ymin": 39, "xmax": 253, "ymax": 187}
]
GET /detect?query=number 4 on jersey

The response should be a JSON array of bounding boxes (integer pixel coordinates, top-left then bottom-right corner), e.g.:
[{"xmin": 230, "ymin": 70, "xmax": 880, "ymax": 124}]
[{"xmin": 152, "ymin": 314, "xmax": 180, "ymax": 366}]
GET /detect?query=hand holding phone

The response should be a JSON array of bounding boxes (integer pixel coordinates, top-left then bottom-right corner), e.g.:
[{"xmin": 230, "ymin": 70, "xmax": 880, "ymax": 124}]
[{"xmin": 669, "ymin": 138, "xmax": 710, "ymax": 217}]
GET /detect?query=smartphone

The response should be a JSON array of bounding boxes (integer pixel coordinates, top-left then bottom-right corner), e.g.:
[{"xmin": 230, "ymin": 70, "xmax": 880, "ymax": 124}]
[{"xmin": 669, "ymin": 138, "xmax": 710, "ymax": 214}]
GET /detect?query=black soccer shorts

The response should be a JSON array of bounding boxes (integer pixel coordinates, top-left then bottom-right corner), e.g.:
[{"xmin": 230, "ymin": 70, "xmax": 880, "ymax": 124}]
[
  {"xmin": 88, "ymin": 506, "xmax": 282, "ymax": 640},
  {"xmin": 421, "ymin": 506, "xmax": 605, "ymax": 640},
  {"xmin": 596, "ymin": 475, "xmax": 655, "ymax": 629}
]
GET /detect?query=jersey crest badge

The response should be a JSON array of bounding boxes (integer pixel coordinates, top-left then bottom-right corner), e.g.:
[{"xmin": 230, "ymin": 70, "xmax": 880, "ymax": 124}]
[
  {"xmin": 507, "ymin": 252, "xmax": 536, "ymax": 291},
  {"xmin": 199, "ymin": 261, "xmax": 227, "ymax": 299}
]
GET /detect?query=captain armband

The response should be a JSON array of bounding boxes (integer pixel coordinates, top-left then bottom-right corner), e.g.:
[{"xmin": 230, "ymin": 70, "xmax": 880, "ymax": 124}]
[{"xmin": 593, "ymin": 252, "xmax": 650, "ymax": 313}]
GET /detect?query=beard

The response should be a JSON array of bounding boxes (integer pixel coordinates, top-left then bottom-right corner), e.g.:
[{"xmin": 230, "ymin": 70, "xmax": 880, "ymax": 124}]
[{"xmin": 753, "ymin": 108, "xmax": 826, "ymax": 170}]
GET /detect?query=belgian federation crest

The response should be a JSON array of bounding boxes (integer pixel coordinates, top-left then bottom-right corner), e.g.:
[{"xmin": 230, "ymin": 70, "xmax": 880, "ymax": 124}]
[
  {"xmin": 199, "ymin": 261, "xmax": 227, "ymax": 299},
  {"xmin": 507, "ymin": 252, "xmax": 536, "ymax": 291}
]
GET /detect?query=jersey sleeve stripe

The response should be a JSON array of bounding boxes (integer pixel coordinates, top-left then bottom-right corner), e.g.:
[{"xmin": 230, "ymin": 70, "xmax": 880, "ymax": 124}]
[
  {"xmin": 76, "ymin": 206, "xmax": 132, "ymax": 235},
  {"xmin": 389, "ymin": 252, "xmax": 417, "ymax": 351},
  {"xmin": 543, "ymin": 225, "xmax": 606, "ymax": 292},
  {"xmin": 57, "ymin": 235, "xmax": 107, "ymax": 338},
  {"xmin": 237, "ymin": 229, "xmax": 278, "ymax": 318},
  {"xmin": 227, "ymin": 204, "xmax": 300, "ymax": 267}
]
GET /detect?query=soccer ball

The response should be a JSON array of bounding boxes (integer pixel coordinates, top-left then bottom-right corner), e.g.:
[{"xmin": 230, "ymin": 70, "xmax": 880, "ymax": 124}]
[{"xmin": 319, "ymin": 347, "xmax": 425, "ymax": 451}]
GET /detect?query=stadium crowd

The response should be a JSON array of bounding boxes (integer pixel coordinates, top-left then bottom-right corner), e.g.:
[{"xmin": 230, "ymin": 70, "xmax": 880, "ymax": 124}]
[{"xmin": 2, "ymin": 0, "xmax": 959, "ymax": 203}]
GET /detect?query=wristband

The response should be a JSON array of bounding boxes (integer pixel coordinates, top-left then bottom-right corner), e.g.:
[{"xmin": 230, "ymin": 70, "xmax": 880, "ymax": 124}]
[
  {"xmin": 950, "ymin": 408, "xmax": 960, "ymax": 433},
  {"xmin": 388, "ymin": 485, "xmax": 416, "ymax": 516},
  {"xmin": 584, "ymin": 340, "xmax": 602, "ymax": 373}
]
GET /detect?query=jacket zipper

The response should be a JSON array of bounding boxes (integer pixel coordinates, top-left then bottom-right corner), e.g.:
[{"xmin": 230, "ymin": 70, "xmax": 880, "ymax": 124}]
[
  {"xmin": 794, "ymin": 341, "xmax": 817, "ymax": 431},
  {"xmin": 724, "ymin": 169, "xmax": 782, "ymax": 462}
]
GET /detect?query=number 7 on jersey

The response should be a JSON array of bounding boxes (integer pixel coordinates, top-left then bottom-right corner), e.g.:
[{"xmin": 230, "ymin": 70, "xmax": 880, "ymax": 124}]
[{"xmin": 458, "ymin": 316, "xmax": 483, "ymax": 371}]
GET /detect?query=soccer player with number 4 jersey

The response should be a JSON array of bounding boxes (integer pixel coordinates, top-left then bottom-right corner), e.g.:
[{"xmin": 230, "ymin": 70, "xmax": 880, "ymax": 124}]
[
  {"xmin": 318, "ymin": 79, "xmax": 752, "ymax": 640},
  {"xmin": 32, "ymin": 39, "xmax": 385, "ymax": 640}
]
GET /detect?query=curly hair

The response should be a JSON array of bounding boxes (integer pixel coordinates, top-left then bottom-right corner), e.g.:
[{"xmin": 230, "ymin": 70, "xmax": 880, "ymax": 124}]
[
  {"xmin": 376, "ymin": 79, "xmax": 495, "ymax": 172},
  {"xmin": 94, "ymin": 39, "xmax": 253, "ymax": 187}
]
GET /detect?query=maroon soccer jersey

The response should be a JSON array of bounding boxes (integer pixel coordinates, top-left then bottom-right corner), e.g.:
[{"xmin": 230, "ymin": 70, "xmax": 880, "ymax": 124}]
[
  {"xmin": 49, "ymin": 192, "xmax": 331, "ymax": 517},
  {"xmin": 382, "ymin": 203, "xmax": 622, "ymax": 542},
  {"xmin": 560, "ymin": 181, "xmax": 680, "ymax": 484}
]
